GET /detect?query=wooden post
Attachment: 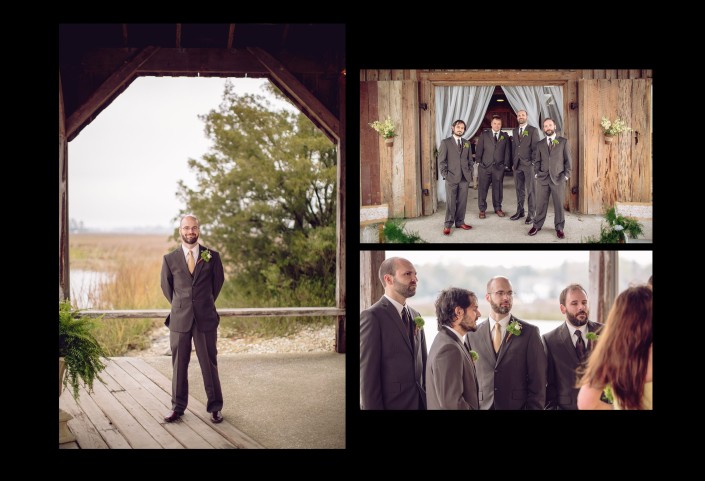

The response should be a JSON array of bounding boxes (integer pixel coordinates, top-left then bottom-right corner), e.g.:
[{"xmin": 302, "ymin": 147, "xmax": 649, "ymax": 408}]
[
  {"xmin": 59, "ymin": 71, "xmax": 70, "ymax": 302},
  {"xmin": 588, "ymin": 251, "xmax": 618, "ymax": 324},
  {"xmin": 360, "ymin": 251, "xmax": 385, "ymax": 312},
  {"xmin": 335, "ymin": 71, "xmax": 346, "ymax": 354}
]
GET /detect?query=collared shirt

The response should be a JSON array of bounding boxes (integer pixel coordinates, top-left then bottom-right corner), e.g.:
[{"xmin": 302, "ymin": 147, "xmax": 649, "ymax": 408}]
[
  {"xmin": 546, "ymin": 134, "xmax": 556, "ymax": 144},
  {"xmin": 182, "ymin": 243, "xmax": 200, "ymax": 265},
  {"xmin": 566, "ymin": 321, "xmax": 588, "ymax": 347},
  {"xmin": 444, "ymin": 324, "xmax": 467, "ymax": 346},
  {"xmin": 384, "ymin": 294, "xmax": 407, "ymax": 320},
  {"xmin": 489, "ymin": 313, "xmax": 511, "ymax": 342},
  {"xmin": 453, "ymin": 134, "xmax": 464, "ymax": 142}
]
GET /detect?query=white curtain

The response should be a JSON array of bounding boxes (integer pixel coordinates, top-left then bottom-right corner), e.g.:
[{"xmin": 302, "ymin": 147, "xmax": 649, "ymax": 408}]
[
  {"xmin": 434, "ymin": 86, "xmax": 493, "ymax": 202},
  {"xmin": 502, "ymin": 85, "xmax": 564, "ymax": 138},
  {"xmin": 542, "ymin": 86, "xmax": 564, "ymax": 133}
]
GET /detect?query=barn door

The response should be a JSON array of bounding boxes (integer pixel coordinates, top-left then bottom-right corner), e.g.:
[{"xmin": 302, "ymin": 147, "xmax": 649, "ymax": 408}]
[{"xmin": 578, "ymin": 79, "xmax": 652, "ymax": 214}]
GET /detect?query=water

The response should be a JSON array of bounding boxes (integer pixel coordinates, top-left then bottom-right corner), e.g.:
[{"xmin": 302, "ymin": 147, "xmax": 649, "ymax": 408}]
[
  {"xmin": 421, "ymin": 316, "xmax": 563, "ymax": 352},
  {"xmin": 69, "ymin": 269, "xmax": 113, "ymax": 308}
]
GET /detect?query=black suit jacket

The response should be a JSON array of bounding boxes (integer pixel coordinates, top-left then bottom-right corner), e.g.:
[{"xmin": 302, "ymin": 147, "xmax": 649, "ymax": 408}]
[
  {"xmin": 511, "ymin": 125, "xmax": 540, "ymax": 169},
  {"xmin": 543, "ymin": 320, "xmax": 604, "ymax": 410},
  {"xmin": 476, "ymin": 129, "xmax": 511, "ymax": 169},
  {"xmin": 160, "ymin": 245, "xmax": 225, "ymax": 333},
  {"xmin": 426, "ymin": 327, "xmax": 479, "ymax": 410},
  {"xmin": 360, "ymin": 296, "xmax": 427, "ymax": 410}
]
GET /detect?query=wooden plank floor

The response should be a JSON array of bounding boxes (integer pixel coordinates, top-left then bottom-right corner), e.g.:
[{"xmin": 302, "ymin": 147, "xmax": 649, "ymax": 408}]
[{"xmin": 59, "ymin": 357, "xmax": 263, "ymax": 449}]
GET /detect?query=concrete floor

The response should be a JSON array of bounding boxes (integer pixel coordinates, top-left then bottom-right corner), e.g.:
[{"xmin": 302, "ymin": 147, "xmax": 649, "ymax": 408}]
[{"xmin": 370, "ymin": 175, "xmax": 652, "ymax": 244}]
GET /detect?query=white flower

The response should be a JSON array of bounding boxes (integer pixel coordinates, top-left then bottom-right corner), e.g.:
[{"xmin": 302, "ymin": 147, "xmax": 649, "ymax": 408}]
[{"xmin": 613, "ymin": 225, "xmax": 624, "ymax": 231}]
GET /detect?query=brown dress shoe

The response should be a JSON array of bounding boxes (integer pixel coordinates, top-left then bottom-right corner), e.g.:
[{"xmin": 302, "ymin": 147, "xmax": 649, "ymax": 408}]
[
  {"xmin": 164, "ymin": 411, "xmax": 183, "ymax": 423},
  {"xmin": 479, "ymin": 212, "xmax": 486, "ymax": 219},
  {"xmin": 457, "ymin": 224, "xmax": 472, "ymax": 230},
  {"xmin": 556, "ymin": 230, "xmax": 565, "ymax": 239},
  {"xmin": 528, "ymin": 227, "xmax": 541, "ymax": 236},
  {"xmin": 495, "ymin": 209, "xmax": 506, "ymax": 217},
  {"xmin": 443, "ymin": 227, "xmax": 451, "ymax": 235},
  {"xmin": 211, "ymin": 411, "xmax": 224, "ymax": 423}
]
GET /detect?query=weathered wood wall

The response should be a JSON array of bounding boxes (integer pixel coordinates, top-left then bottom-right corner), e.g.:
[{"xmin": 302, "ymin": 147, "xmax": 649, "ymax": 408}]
[
  {"xmin": 360, "ymin": 70, "xmax": 652, "ymax": 81},
  {"xmin": 359, "ymin": 82, "xmax": 381, "ymax": 205},
  {"xmin": 59, "ymin": 73, "xmax": 69, "ymax": 301},
  {"xmin": 360, "ymin": 251, "xmax": 385, "ymax": 312},
  {"xmin": 588, "ymin": 251, "xmax": 618, "ymax": 324}
]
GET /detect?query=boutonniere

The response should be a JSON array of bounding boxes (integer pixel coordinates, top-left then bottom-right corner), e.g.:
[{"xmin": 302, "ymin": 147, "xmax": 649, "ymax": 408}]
[
  {"xmin": 551, "ymin": 139, "xmax": 559, "ymax": 146},
  {"xmin": 506, "ymin": 320, "xmax": 522, "ymax": 336},
  {"xmin": 464, "ymin": 142, "xmax": 470, "ymax": 149},
  {"xmin": 469, "ymin": 350, "xmax": 478, "ymax": 362},
  {"xmin": 499, "ymin": 135, "xmax": 505, "ymax": 141},
  {"xmin": 585, "ymin": 332, "xmax": 599, "ymax": 341},
  {"xmin": 413, "ymin": 316, "xmax": 424, "ymax": 336},
  {"xmin": 522, "ymin": 130, "xmax": 529, "ymax": 137},
  {"xmin": 601, "ymin": 384, "xmax": 614, "ymax": 404},
  {"xmin": 199, "ymin": 249, "xmax": 212, "ymax": 263}
]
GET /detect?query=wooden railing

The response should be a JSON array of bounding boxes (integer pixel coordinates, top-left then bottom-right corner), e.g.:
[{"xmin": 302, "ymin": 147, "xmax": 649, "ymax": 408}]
[{"xmin": 79, "ymin": 307, "xmax": 346, "ymax": 353}]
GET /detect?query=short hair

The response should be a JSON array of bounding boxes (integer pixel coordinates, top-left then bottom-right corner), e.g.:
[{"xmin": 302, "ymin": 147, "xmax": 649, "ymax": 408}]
[
  {"xmin": 491, "ymin": 115, "xmax": 502, "ymax": 122},
  {"xmin": 180, "ymin": 213, "xmax": 199, "ymax": 227},
  {"xmin": 486, "ymin": 276, "xmax": 510, "ymax": 294},
  {"xmin": 452, "ymin": 119, "xmax": 466, "ymax": 129},
  {"xmin": 543, "ymin": 117, "xmax": 556, "ymax": 126},
  {"xmin": 516, "ymin": 109, "xmax": 527, "ymax": 116},
  {"xmin": 435, "ymin": 287, "xmax": 476, "ymax": 329},
  {"xmin": 378, "ymin": 257, "xmax": 402, "ymax": 285},
  {"xmin": 559, "ymin": 283, "xmax": 588, "ymax": 305}
]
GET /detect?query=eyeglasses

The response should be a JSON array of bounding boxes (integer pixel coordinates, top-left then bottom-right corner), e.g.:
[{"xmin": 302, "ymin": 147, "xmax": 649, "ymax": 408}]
[
  {"xmin": 181, "ymin": 226, "xmax": 199, "ymax": 232},
  {"xmin": 491, "ymin": 291, "xmax": 514, "ymax": 298}
]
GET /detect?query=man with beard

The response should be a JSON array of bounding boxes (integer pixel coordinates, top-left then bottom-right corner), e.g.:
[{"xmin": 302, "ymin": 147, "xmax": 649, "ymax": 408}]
[
  {"xmin": 510, "ymin": 110, "xmax": 540, "ymax": 224},
  {"xmin": 360, "ymin": 257, "xmax": 427, "ymax": 409},
  {"xmin": 465, "ymin": 276, "xmax": 547, "ymax": 409},
  {"xmin": 528, "ymin": 118, "xmax": 572, "ymax": 239},
  {"xmin": 476, "ymin": 115, "xmax": 511, "ymax": 219},
  {"xmin": 438, "ymin": 119, "xmax": 474, "ymax": 235},
  {"xmin": 543, "ymin": 284, "xmax": 603, "ymax": 410},
  {"xmin": 426, "ymin": 288, "xmax": 481, "ymax": 410},
  {"xmin": 161, "ymin": 214, "xmax": 225, "ymax": 423}
]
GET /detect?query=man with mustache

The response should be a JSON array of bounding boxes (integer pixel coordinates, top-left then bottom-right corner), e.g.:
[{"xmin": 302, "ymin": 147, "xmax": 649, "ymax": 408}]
[
  {"xmin": 465, "ymin": 276, "xmax": 546, "ymax": 409},
  {"xmin": 543, "ymin": 284, "xmax": 603, "ymax": 410},
  {"xmin": 360, "ymin": 257, "xmax": 427, "ymax": 409}
]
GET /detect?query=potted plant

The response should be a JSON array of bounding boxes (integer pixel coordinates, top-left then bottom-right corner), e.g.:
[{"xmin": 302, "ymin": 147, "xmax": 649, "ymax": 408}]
[
  {"xmin": 600, "ymin": 116, "xmax": 632, "ymax": 144},
  {"xmin": 582, "ymin": 207, "xmax": 644, "ymax": 243},
  {"xmin": 369, "ymin": 116, "xmax": 396, "ymax": 145}
]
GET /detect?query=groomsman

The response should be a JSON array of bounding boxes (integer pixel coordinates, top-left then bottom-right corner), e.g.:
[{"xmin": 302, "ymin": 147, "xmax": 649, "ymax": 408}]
[
  {"xmin": 438, "ymin": 120, "xmax": 474, "ymax": 235},
  {"xmin": 543, "ymin": 284, "xmax": 603, "ymax": 410},
  {"xmin": 360, "ymin": 257, "xmax": 427, "ymax": 409},
  {"xmin": 510, "ymin": 110, "xmax": 540, "ymax": 224},
  {"xmin": 426, "ymin": 287, "xmax": 481, "ymax": 410},
  {"xmin": 475, "ymin": 115, "xmax": 511, "ymax": 219},
  {"xmin": 529, "ymin": 118, "xmax": 572, "ymax": 239},
  {"xmin": 465, "ymin": 276, "xmax": 547, "ymax": 409}
]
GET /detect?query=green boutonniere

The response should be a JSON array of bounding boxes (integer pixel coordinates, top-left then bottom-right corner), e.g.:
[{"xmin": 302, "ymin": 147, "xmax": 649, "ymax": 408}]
[
  {"xmin": 602, "ymin": 384, "xmax": 614, "ymax": 404},
  {"xmin": 522, "ymin": 130, "xmax": 529, "ymax": 137},
  {"xmin": 585, "ymin": 332, "xmax": 599, "ymax": 341},
  {"xmin": 469, "ymin": 350, "xmax": 479, "ymax": 362},
  {"xmin": 200, "ymin": 249, "xmax": 212, "ymax": 263},
  {"xmin": 464, "ymin": 142, "xmax": 470, "ymax": 149},
  {"xmin": 500, "ymin": 135, "xmax": 505, "ymax": 141},
  {"xmin": 413, "ymin": 316, "xmax": 424, "ymax": 336},
  {"xmin": 552, "ymin": 139, "xmax": 559, "ymax": 146},
  {"xmin": 506, "ymin": 320, "xmax": 522, "ymax": 336}
]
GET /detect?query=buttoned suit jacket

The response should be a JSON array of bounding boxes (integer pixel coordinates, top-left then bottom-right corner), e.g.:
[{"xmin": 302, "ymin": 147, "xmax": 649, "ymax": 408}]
[
  {"xmin": 543, "ymin": 320, "xmax": 604, "ymax": 410},
  {"xmin": 534, "ymin": 136, "xmax": 572, "ymax": 185},
  {"xmin": 511, "ymin": 125, "xmax": 540, "ymax": 169},
  {"xmin": 426, "ymin": 327, "xmax": 479, "ymax": 410},
  {"xmin": 476, "ymin": 129, "xmax": 511, "ymax": 169},
  {"xmin": 360, "ymin": 296, "xmax": 428, "ymax": 410},
  {"xmin": 161, "ymin": 245, "xmax": 225, "ymax": 333},
  {"xmin": 465, "ymin": 315, "xmax": 547, "ymax": 410},
  {"xmin": 439, "ymin": 136, "xmax": 474, "ymax": 184}
]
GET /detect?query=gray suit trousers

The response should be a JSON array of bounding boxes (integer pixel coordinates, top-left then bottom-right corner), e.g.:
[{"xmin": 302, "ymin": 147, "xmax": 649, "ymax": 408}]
[
  {"xmin": 444, "ymin": 178, "xmax": 469, "ymax": 227},
  {"xmin": 534, "ymin": 179, "xmax": 566, "ymax": 230},
  {"xmin": 478, "ymin": 164, "xmax": 505, "ymax": 212},
  {"xmin": 514, "ymin": 163, "xmax": 535, "ymax": 217},
  {"xmin": 170, "ymin": 320, "xmax": 223, "ymax": 413}
]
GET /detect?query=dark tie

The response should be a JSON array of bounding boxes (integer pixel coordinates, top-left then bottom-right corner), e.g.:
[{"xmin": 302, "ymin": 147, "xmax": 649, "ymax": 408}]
[
  {"xmin": 494, "ymin": 133, "xmax": 498, "ymax": 143},
  {"xmin": 402, "ymin": 306, "xmax": 414, "ymax": 347},
  {"xmin": 457, "ymin": 138, "xmax": 462, "ymax": 153},
  {"xmin": 548, "ymin": 139, "xmax": 553, "ymax": 152},
  {"xmin": 575, "ymin": 331, "xmax": 586, "ymax": 362}
]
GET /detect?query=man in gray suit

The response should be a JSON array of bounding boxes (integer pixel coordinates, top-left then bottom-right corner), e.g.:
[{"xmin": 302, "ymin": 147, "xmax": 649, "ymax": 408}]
[
  {"xmin": 438, "ymin": 119, "xmax": 474, "ymax": 236},
  {"xmin": 528, "ymin": 118, "xmax": 572, "ymax": 239},
  {"xmin": 475, "ymin": 115, "xmax": 511, "ymax": 219},
  {"xmin": 426, "ymin": 287, "xmax": 481, "ymax": 410},
  {"xmin": 510, "ymin": 110, "xmax": 540, "ymax": 224},
  {"xmin": 543, "ymin": 284, "xmax": 603, "ymax": 410},
  {"xmin": 161, "ymin": 214, "xmax": 225, "ymax": 423},
  {"xmin": 465, "ymin": 276, "xmax": 547, "ymax": 409},
  {"xmin": 360, "ymin": 257, "xmax": 427, "ymax": 409}
]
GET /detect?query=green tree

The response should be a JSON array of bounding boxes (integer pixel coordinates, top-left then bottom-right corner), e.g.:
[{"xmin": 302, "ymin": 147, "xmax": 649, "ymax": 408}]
[{"xmin": 176, "ymin": 81, "xmax": 337, "ymax": 314}]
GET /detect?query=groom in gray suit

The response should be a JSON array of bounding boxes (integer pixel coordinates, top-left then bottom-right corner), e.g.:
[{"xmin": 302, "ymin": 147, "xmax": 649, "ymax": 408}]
[
  {"xmin": 438, "ymin": 119, "xmax": 474, "ymax": 236},
  {"xmin": 465, "ymin": 276, "xmax": 547, "ymax": 409},
  {"xmin": 476, "ymin": 115, "xmax": 511, "ymax": 219},
  {"xmin": 426, "ymin": 287, "xmax": 480, "ymax": 410},
  {"xmin": 529, "ymin": 118, "xmax": 572, "ymax": 239},
  {"xmin": 510, "ymin": 110, "xmax": 540, "ymax": 224},
  {"xmin": 543, "ymin": 284, "xmax": 603, "ymax": 410},
  {"xmin": 360, "ymin": 257, "xmax": 427, "ymax": 409},
  {"xmin": 161, "ymin": 214, "xmax": 225, "ymax": 423}
]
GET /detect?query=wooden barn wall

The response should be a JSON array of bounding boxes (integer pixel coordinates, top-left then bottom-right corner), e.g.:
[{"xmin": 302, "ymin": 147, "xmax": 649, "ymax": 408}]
[
  {"xmin": 359, "ymin": 82, "xmax": 380, "ymax": 205},
  {"xmin": 578, "ymin": 79, "xmax": 652, "ymax": 214}
]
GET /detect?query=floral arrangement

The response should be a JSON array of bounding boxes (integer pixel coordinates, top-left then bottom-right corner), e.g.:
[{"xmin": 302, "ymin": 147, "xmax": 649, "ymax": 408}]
[
  {"xmin": 499, "ymin": 135, "xmax": 505, "ymax": 141},
  {"xmin": 469, "ymin": 350, "xmax": 479, "ymax": 362},
  {"xmin": 552, "ymin": 139, "xmax": 559, "ymax": 145},
  {"xmin": 583, "ymin": 206, "xmax": 644, "ymax": 243},
  {"xmin": 200, "ymin": 249, "xmax": 212, "ymax": 262},
  {"xmin": 600, "ymin": 116, "xmax": 632, "ymax": 136},
  {"xmin": 522, "ymin": 130, "xmax": 529, "ymax": 137},
  {"xmin": 369, "ymin": 116, "xmax": 396, "ymax": 139},
  {"xmin": 413, "ymin": 316, "xmax": 425, "ymax": 330},
  {"xmin": 506, "ymin": 320, "xmax": 522, "ymax": 336},
  {"xmin": 585, "ymin": 332, "xmax": 599, "ymax": 341}
]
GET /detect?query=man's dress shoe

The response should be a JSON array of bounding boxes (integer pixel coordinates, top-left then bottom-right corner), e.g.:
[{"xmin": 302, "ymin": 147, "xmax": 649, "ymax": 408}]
[
  {"xmin": 211, "ymin": 411, "xmax": 224, "ymax": 423},
  {"xmin": 509, "ymin": 212, "xmax": 525, "ymax": 221},
  {"xmin": 164, "ymin": 411, "xmax": 183, "ymax": 423},
  {"xmin": 556, "ymin": 230, "xmax": 565, "ymax": 239},
  {"xmin": 443, "ymin": 227, "xmax": 451, "ymax": 235},
  {"xmin": 528, "ymin": 227, "xmax": 540, "ymax": 236},
  {"xmin": 457, "ymin": 224, "xmax": 472, "ymax": 230}
]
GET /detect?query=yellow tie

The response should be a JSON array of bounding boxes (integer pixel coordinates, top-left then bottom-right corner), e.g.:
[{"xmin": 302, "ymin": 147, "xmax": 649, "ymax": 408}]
[
  {"xmin": 187, "ymin": 250, "xmax": 195, "ymax": 274},
  {"xmin": 493, "ymin": 323, "xmax": 502, "ymax": 353}
]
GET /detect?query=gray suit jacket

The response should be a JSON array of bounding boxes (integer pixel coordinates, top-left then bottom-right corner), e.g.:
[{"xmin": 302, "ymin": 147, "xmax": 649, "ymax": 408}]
[
  {"xmin": 465, "ymin": 315, "xmax": 547, "ymax": 410},
  {"xmin": 535, "ymin": 136, "xmax": 572, "ymax": 185},
  {"xmin": 511, "ymin": 125, "xmax": 540, "ymax": 169},
  {"xmin": 543, "ymin": 320, "xmax": 604, "ymax": 410},
  {"xmin": 360, "ymin": 296, "xmax": 427, "ymax": 410},
  {"xmin": 439, "ymin": 136, "xmax": 474, "ymax": 184},
  {"xmin": 426, "ymin": 327, "xmax": 479, "ymax": 410},
  {"xmin": 476, "ymin": 129, "xmax": 511, "ymax": 169},
  {"xmin": 160, "ymin": 245, "xmax": 225, "ymax": 333}
]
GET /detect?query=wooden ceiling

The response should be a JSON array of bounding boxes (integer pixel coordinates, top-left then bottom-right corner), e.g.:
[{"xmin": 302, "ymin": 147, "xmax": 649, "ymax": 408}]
[{"xmin": 59, "ymin": 23, "xmax": 345, "ymax": 142}]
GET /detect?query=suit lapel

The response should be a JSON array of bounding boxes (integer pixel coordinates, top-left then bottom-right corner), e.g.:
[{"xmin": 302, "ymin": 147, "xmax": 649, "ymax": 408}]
[
  {"xmin": 559, "ymin": 322, "xmax": 580, "ymax": 363},
  {"xmin": 476, "ymin": 320, "xmax": 495, "ymax": 363},
  {"xmin": 443, "ymin": 327, "xmax": 472, "ymax": 364},
  {"xmin": 382, "ymin": 299, "xmax": 412, "ymax": 353},
  {"xmin": 496, "ymin": 315, "xmax": 516, "ymax": 366},
  {"xmin": 192, "ymin": 245, "xmax": 206, "ymax": 282}
]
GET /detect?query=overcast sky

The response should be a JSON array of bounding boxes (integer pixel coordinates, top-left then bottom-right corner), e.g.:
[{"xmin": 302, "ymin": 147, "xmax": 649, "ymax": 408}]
[
  {"xmin": 385, "ymin": 250, "xmax": 652, "ymax": 268},
  {"xmin": 68, "ymin": 76, "xmax": 295, "ymax": 231}
]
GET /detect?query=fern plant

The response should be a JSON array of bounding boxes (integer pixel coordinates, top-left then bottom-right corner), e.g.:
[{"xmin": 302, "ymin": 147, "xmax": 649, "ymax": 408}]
[
  {"xmin": 382, "ymin": 219, "xmax": 426, "ymax": 243},
  {"xmin": 59, "ymin": 300, "xmax": 107, "ymax": 399},
  {"xmin": 583, "ymin": 207, "xmax": 644, "ymax": 243}
]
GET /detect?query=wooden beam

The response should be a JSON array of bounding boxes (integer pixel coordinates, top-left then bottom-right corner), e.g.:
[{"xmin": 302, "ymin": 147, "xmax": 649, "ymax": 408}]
[
  {"xmin": 175, "ymin": 23, "xmax": 181, "ymax": 48},
  {"xmin": 281, "ymin": 24, "xmax": 290, "ymax": 48},
  {"xmin": 419, "ymin": 70, "xmax": 578, "ymax": 83},
  {"xmin": 66, "ymin": 46, "xmax": 159, "ymax": 141},
  {"xmin": 227, "ymin": 24, "xmax": 235, "ymax": 49},
  {"xmin": 588, "ymin": 251, "xmax": 618, "ymax": 324},
  {"xmin": 59, "ymin": 71, "xmax": 69, "ymax": 301},
  {"xmin": 247, "ymin": 47, "xmax": 339, "ymax": 142},
  {"xmin": 335, "ymin": 71, "xmax": 346, "ymax": 354},
  {"xmin": 121, "ymin": 24, "xmax": 128, "ymax": 48},
  {"xmin": 137, "ymin": 48, "xmax": 266, "ymax": 75},
  {"xmin": 360, "ymin": 251, "xmax": 385, "ymax": 311}
]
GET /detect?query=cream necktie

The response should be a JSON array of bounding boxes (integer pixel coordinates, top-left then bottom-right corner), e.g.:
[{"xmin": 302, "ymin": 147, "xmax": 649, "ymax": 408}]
[
  {"xmin": 493, "ymin": 323, "xmax": 502, "ymax": 353},
  {"xmin": 187, "ymin": 250, "xmax": 195, "ymax": 274}
]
